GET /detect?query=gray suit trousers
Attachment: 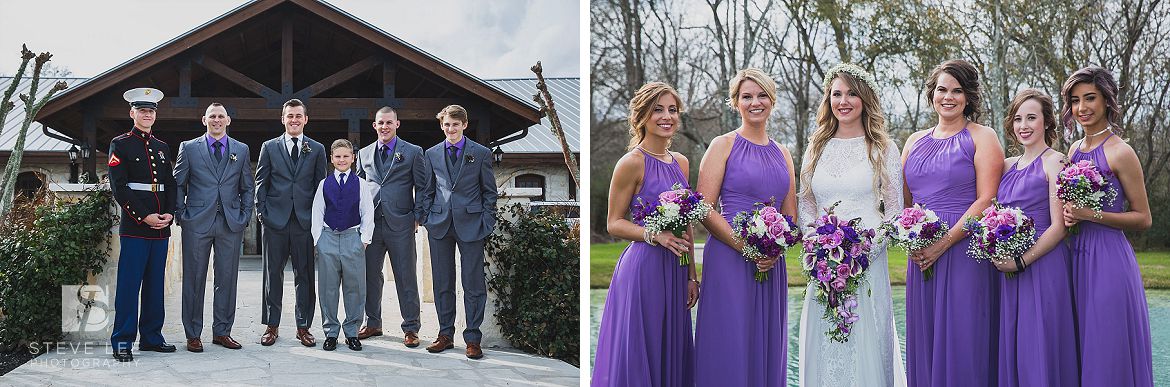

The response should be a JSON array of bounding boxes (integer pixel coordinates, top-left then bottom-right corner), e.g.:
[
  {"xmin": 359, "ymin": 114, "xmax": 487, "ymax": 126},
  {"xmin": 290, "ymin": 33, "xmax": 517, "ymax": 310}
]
[
  {"xmin": 317, "ymin": 227, "xmax": 366, "ymax": 339},
  {"xmin": 429, "ymin": 233, "xmax": 487, "ymax": 343},
  {"xmin": 364, "ymin": 219, "xmax": 421, "ymax": 332},
  {"xmin": 181, "ymin": 212, "xmax": 243, "ymax": 339},
  {"xmin": 261, "ymin": 216, "xmax": 316, "ymax": 328}
]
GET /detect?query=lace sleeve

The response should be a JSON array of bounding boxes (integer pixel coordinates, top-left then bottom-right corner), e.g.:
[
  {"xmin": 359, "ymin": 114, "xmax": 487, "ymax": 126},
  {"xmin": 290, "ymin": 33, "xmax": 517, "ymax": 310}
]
[
  {"xmin": 880, "ymin": 140, "xmax": 904, "ymax": 222},
  {"xmin": 797, "ymin": 146, "xmax": 818, "ymax": 228}
]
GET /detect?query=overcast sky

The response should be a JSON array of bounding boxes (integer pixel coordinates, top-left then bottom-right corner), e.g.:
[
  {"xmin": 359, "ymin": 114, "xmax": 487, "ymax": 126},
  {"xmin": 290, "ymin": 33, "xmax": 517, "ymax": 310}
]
[{"xmin": 0, "ymin": 0, "xmax": 580, "ymax": 79}]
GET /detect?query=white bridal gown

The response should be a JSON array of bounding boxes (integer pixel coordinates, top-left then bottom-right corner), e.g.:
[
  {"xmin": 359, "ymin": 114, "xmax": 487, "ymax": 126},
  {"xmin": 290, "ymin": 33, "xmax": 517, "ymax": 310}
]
[{"xmin": 797, "ymin": 136, "xmax": 907, "ymax": 387}]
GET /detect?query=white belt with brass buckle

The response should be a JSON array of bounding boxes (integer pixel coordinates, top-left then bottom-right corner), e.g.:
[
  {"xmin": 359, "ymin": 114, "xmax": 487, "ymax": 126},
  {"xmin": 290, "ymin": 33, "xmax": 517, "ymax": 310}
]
[{"xmin": 127, "ymin": 183, "xmax": 165, "ymax": 192}]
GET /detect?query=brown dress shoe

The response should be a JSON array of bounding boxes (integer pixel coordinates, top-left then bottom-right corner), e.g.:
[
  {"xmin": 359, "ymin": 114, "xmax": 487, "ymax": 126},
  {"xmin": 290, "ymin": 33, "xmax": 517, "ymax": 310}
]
[
  {"xmin": 186, "ymin": 338, "xmax": 203, "ymax": 353},
  {"xmin": 357, "ymin": 326, "xmax": 383, "ymax": 340},
  {"xmin": 213, "ymin": 335, "xmax": 242, "ymax": 349},
  {"xmin": 466, "ymin": 342, "xmax": 483, "ymax": 359},
  {"xmin": 261, "ymin": 325, "xmax": 278, "ymax": 346},
  {"xmin": 403, "ymin": 331, "xmax": 420, "ymax": 348},
  {"xmin": 296, "ymin": 328, "xmax": 316, "ymax": 347},
  {"xmin": 426, "ymin": 334, "xmax": 454, "ymax": 353}
]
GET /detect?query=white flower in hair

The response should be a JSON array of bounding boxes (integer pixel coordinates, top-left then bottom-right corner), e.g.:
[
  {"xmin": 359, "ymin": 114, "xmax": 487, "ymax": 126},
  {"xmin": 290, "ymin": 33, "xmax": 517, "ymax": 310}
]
[{"xmin": 822, "ymin": 63, "xmax": 878, "ymax": 92}]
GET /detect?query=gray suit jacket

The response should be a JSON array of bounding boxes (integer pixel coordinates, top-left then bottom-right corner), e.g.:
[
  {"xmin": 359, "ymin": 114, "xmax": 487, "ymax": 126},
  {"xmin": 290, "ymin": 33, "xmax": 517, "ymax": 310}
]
[
  {"xmin": 357, "ymin": 138, "xmax": 429, "ymax": 234},
  {"xmin": 174, "ymin": 135, "xmax": 255, "ymax": 234},
  {"xmin": 255, "ymin": 135, "xmax": 328, "ymax": 231},
  {"xmin": 421, "ymin": 138, "xmax": 498, "ymax": 241}
]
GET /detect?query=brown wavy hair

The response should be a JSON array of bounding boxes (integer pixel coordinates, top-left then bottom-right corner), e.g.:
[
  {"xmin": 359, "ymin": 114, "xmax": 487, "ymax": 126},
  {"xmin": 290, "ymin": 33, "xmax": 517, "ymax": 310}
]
[
  {"xmin": 1060, "ymin": 66, "xmax": 1122, "ymax": 139},
  {"xmin": 801, "ymin": 69, "xmax": 891, "ymax": 212},
  {"xmin": 1003, "ymin": 88, "xmax": 1059, "ymax": 147},
  {"xmin": 924, "ymin": 59, "xmax": 984, "ymax": 123},
  {"xmin": 626, "ymin": 82, "xmax": 684, "ymax": 150}
]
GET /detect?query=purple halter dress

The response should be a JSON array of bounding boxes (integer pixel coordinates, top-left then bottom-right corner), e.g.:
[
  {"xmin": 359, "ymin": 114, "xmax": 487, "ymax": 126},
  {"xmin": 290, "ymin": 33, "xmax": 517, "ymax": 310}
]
[
  {"xmin": 903, "ymin": 127, "xmax": 999, "ymax": 386},
  {"xmin": 996, "ymin": 148, "xmax": 1078, "ymax": 386},
  {"xmin": 1070, "ymin": 134, "xmax": 1153, "ymax": 387},
  {"xmin": 591, "ymin": 150, "xmax": 694, "ymax": 387},
  {"xmin": 694, "ymin": 133, "xmax": 790, "ymax": 386}
]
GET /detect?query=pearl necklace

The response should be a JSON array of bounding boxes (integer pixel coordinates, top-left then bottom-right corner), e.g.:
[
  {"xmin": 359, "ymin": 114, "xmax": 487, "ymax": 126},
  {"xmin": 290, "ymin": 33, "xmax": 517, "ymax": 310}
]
[{"xmin": 1086, "ymin": 126, "xmax": 1112, "ymax": 137}]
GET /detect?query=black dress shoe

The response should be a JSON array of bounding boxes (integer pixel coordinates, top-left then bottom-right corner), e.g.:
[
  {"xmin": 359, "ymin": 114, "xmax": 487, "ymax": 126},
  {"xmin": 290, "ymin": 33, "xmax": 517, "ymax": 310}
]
[
  {"xmin": 323, "ymin": 337, "xmax": 337, "ymax": 351},
  {"xmin": 139, "ymin": 342, "xmax": 177, "ymax": 353},
  {"xmin": 112, "ymin": 348, "xmax": 133, "ymax": 362},
  {"xmin": 345, "ymin": 337, "xmax": 362, "ymax": 351}
]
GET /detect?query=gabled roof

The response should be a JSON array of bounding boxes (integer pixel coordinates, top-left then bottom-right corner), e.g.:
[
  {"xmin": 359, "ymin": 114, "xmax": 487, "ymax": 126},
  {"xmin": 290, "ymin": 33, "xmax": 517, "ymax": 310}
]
[
  {"xmin": 486, "ymin": 78, "xmax": 580, "ymax": 154},
  {"xmin": 4, "ymin": 77, "xmax": 581, "ymax": 155},
  {"xmin": 0, "ymin": 76, "xmax": 84, "ymax": 152},
  {"xmin": 35, "ymin": 0, "xmax": 539, "ymax": 122}
]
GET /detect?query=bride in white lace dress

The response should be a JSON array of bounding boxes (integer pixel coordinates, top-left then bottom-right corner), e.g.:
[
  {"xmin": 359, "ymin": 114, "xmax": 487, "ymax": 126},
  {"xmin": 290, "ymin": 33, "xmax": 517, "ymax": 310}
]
[{"xmin": 797, "ymin": 64, "xmax": 907, "ymax": 387}]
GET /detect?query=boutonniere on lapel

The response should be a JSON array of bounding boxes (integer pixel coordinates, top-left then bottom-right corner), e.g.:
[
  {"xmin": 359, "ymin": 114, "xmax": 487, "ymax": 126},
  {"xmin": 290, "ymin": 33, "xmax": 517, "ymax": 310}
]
[
  {"xmin": 301, "ymin": 142, "xmax": 311, "ymax": 154},
  {"xmin": 465, "ymin": 154, "xmax": 475, "ymax": 164},
  {"xmin": 229, "ymin": 153, "xmax": 238, "ymax": 162},
  {"xmin": 393, "ymin": 152, "xmax": 403, "ymax": 162}
]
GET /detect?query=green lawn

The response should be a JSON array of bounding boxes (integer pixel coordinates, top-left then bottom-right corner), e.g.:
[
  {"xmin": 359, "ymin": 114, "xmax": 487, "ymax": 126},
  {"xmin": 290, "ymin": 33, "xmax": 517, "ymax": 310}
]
[{"xmin": 590, "ymin": 242, "xmax": 1170, "ymax": 289}]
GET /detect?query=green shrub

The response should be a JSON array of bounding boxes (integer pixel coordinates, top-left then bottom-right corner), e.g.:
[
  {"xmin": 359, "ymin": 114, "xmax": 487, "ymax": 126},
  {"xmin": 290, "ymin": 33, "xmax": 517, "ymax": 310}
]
[
  {"xmin": 486, "ymin": 203, "xmax": 580, "ymax": 366},
  {"xmin": 0, "ymin": 188, "xmax": 117, "ymax": 351}
]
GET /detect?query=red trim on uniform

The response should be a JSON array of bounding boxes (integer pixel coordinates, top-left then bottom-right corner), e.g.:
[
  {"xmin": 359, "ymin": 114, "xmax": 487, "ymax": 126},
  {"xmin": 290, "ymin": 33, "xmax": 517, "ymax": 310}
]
[
  {"xmin": 118, "ymin": 234, "xmax": 170, "ymax": 240},
  {"xmin": 122, "ymin": 204, "xmax": 145, "ymax": 224}
]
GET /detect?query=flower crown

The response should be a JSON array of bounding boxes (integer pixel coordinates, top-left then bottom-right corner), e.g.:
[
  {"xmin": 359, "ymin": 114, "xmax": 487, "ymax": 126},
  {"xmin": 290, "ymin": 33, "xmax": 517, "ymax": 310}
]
[{"xmin": 821, "ymin": 63, "xmax": 877, "ymax": 93}]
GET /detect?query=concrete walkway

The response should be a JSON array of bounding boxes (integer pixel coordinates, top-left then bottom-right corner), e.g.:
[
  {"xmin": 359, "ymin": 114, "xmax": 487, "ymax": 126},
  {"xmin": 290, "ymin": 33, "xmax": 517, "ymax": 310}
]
[{"xmin": 3, "ymin": 259, "xmax": 579, "ymax": 386}]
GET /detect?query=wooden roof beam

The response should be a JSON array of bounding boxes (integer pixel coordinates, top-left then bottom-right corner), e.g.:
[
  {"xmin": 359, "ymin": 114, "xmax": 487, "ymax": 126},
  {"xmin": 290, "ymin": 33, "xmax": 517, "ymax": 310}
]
[
  {"xmin": 292, "ymin": 56, "xmax": 380, "ymax": 100},
  {"xmin": 193, "ymin": 53, "xmax": 281, "ymax": 103}
]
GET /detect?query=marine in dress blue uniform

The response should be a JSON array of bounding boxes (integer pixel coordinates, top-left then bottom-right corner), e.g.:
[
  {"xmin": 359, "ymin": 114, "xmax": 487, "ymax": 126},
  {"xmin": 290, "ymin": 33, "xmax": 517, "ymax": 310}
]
[{"xmin": 109, "ymin": 88, "xmax": 179, "ymax": 362}]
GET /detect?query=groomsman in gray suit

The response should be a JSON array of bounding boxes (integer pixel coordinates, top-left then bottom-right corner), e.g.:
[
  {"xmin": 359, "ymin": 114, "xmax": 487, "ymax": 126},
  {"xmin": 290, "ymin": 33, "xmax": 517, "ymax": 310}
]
[
  {"xmin": 356, "ymin": 106, "xmax": 429, "ymax": 347},
  {"xmin": 420, "ymin": 105, "xmax": 498, "ymax": 359},
  {"xmin": 174, "ymin": 103, "xmax": 254, "ymax": 352},
  {"xmin": 255, "ymin": 99, "xmax": 328, "ymax": 347}
]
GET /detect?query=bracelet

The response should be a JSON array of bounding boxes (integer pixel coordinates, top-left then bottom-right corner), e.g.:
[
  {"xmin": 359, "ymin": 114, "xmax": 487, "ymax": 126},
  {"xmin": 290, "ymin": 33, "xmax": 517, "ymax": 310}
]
[
  {"xmin": 643, "ymin": 229, "xmax": 658, "ymax": 246},
  {"xmin": 1093, "ymin": 209, "xmax": 1103, "ymax": 220},
  {"xmin": 1013, "ymin": 255, "xmax": 1026, "ymax": 273},
  {"xmin": 689, "ymin": 278, "xmax": 700, "ymax": 286}
]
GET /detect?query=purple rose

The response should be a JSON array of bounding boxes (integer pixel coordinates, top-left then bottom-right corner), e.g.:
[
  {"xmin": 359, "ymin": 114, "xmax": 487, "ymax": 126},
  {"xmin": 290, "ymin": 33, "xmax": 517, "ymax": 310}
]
[
  {"xmin": 761, "ymin": 211, "xmax": 782, "ymax": 225},
  {"xmin": 995, "ymin": 224, "xmax": 1015, "ymax": 241}
]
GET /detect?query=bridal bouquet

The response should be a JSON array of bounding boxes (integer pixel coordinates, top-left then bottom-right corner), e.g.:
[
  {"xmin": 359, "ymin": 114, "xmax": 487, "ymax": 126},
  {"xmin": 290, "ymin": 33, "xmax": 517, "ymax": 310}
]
[
  {"xmin": 1056, "ymin": 159, "xmax": 1118, "ymax": 234},
  {"xmin": 800, "ymin": 201, "xmax": 876, "ymax": 343},
  {"xmin": 878, "ymin": 204, "xmax": 950, "ymax": 281},
  {"xmin": 730, "ymin": 199, "xmax": 802, "ymax": 282},
  {"xmin": 632, "ymin": 183, "xmax": 713, "ymax": 266},
  {"xmin": 964, "ymin": 200, "xmax": 1036, "ymax": 278}
]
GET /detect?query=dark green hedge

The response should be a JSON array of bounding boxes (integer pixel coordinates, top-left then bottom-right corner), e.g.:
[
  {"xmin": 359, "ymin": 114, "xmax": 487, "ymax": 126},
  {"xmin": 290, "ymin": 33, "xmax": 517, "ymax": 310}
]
[
  {"xmin": 486, "ymin": 203, "xmax": 580, "ymax": 366},
  {"xmin": 0, "ymin": 188, "xmax": 116, "ymax": 351}
]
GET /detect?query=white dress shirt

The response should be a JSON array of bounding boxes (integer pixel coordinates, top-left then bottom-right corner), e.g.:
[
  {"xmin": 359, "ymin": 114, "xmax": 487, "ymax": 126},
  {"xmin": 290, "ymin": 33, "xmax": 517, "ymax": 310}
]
[
  {"xmin": 284, "ymin": 133, "xmax": 302, "ymax": 156},
  {"xmin": 311, "ymin": 169, "xmax": 375, "ymax": 245}
]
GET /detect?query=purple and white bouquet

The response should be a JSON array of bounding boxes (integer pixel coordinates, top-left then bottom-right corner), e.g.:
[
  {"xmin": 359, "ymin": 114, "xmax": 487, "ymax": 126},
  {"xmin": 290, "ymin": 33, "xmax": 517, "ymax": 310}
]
[
  {"xmin": 1057, "ymin": 159, "xmax": 1118, "ymax": 234},
  {"xmin": 632, "ymin": 183, "xmax": 713, "ymax": 266},
  {"xmin": 964, "ymin": 201, "xmax": 1036, "ymax": 278},
  {"xmin": 878, "ymin": 204, "xmax": 950, "ymax": 281},
  {"xmin": 730, "ymin": 199, "xmax": 802, "ymax": 282},
  {"xmin": 800, "ymin": 201, "xmax": 876, "ymax": 343}
]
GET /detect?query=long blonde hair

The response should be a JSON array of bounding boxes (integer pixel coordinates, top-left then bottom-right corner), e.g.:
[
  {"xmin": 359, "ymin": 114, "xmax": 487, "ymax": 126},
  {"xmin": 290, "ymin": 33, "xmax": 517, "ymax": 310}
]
[
  {"xmin": 627, "ymin": 82, "xmax": 685, "ymax": 150},
  {"xmin": 800, "ymin": 68, "xmax": 891, "ymax": 212}
]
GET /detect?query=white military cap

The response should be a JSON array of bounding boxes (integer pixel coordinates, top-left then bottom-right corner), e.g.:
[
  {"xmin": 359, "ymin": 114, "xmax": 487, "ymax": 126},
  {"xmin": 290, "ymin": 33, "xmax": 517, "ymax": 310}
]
[{"xmin": 123, "ymin": 87, "xmax": 164, "ymax": 109}]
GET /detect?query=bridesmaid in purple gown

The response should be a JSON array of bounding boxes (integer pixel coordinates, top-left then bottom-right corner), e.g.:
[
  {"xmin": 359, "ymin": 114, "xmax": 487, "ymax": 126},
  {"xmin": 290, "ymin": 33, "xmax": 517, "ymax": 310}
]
[
  {"xmin": 901, "ymin": 60, "xmax": 1004, "ymax": 387},
  {"xmin": 592, "ymin": 82, "xmax": 700, "ymax": 387},
  {"xmin": 993, "ymin": 89, "xmax": 1078, "ymax": 386},
  {"xmin": 1060, "ymin": 67, "xmax": 1153, "ymax": 387},
  {"xmin": 694, "ymin": 68, "xmax": 797, "ymax": 386}
]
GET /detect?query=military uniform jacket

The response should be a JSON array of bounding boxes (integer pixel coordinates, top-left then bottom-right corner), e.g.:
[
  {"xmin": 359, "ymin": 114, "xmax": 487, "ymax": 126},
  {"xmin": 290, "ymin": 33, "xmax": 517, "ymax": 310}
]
[{"xmin": 108, "ymin": 127, "xmax": 177, "ymax": 239}]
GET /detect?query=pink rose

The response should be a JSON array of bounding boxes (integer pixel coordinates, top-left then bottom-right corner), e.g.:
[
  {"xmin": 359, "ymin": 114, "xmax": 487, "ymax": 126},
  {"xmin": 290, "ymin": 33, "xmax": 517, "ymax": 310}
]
[
  {"xmin": 760, "ymin": 206, "xmax": 779, "ymax": 216},
  {"xmin": 761, "ymin": 211, "xmax": 782, "ymax": 225},
  {"xmin": 658, "ymin": 190, "xmax": 683, "ymax": 203},
  {"xmin": 767, "ymin": 223, "xmax": 787, "ymax": 239},
  {"xmin": 898, "ymin": 215, "xmax": 918, "ymax": 229}
]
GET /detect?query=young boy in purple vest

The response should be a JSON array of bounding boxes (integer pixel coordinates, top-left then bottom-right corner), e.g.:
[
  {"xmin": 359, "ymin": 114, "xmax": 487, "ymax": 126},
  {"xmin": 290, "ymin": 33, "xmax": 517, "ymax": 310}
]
[{"xmin": 310, "ymin": 139, "xmax": 374, "ymax": 351}]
